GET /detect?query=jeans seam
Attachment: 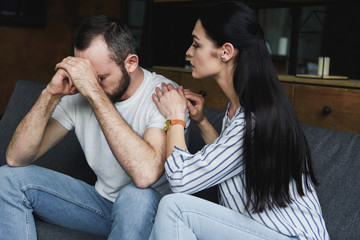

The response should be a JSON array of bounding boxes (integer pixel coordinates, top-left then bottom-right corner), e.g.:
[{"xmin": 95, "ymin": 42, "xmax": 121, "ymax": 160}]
[
  {"xmin": 176, "ymin": 211, "xmax": 182, "ymax": 240},
  {"xmin": 21, "ymin": 185, "xmax": 113, "ymax": 222}
]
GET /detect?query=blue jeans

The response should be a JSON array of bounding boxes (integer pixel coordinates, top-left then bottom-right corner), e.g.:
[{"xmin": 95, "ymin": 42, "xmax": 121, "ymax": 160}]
[
  {"xmin": 149, "ymin": 193, "xmax": 297, "ymax": 240},
  {"xmin": 0, "ymin": 165, "xmax": 162, "ymax": 240}
]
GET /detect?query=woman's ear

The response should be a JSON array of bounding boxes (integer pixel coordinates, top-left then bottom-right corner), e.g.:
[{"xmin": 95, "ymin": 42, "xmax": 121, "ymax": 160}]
[
  {"xmin": 124, "ymin": 54, "xmax": 139, "ymax": 73},
  {"xmin": 220, "ymin": 42, "xmax": 235, "ymax": 62}
]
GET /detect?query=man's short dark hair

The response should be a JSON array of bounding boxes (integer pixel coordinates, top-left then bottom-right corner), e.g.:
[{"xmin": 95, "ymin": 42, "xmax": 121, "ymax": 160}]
[{"xmin": 73, "ymin": 15, "xmax": 136, "ymax": 66}]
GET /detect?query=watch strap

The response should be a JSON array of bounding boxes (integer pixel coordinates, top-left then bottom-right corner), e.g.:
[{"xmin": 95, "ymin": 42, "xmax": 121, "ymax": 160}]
[
  {"xmin": 170, "ymin": 119, "xmax": 186, "ymax": 128},
  {"xmin": 164, "ymin": 119, "xmax": 186, "ymax": 131}
]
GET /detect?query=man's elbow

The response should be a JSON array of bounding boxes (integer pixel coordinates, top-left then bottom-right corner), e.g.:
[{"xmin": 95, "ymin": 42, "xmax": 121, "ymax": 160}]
[
  {"xmin": 6, "ymin": 152, "xmax": 29, "ymax": 167},
  {"xmin": 6, "ymin": 157, "xmax": 21, "ymax": 167},
  {"xmin": 133, "ymin": 177, "xmax": 156, "ymax": 189},
  {"xmin": 133, "ymin": 180, "xmax": 151, "ymax": 189},
  {"xmin": 133, "ymin": 172, "xmax": 163, "ymax": 189}
]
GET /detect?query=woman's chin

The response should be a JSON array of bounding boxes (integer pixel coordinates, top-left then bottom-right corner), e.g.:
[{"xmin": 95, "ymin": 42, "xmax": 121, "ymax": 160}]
[
  {"xmin": 191, "ymin": 71, "xmax": 207, "ymax": 80},
  {"xmin": 191, "ymin": 71, "xmax": 200, "ymax": 79}
]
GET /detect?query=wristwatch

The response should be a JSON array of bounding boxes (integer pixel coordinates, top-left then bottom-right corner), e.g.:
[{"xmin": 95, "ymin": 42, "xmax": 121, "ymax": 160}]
[{"xmin": 164, "ymin": 119, "xmax": 186, "ymax": 131}]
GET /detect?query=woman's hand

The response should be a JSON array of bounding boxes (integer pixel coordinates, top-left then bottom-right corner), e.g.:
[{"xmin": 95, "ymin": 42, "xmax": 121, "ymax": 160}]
[
  {"xmin": 152, "ymin": 83, "xmax": 187, "ymax": 120},
  {"xmin": 185, "ymin": 89, "xmax": 219, "ymax": 144},
  {"xmin": 184, "ymin": 89, "xmax": 205, "ymax": 123}
]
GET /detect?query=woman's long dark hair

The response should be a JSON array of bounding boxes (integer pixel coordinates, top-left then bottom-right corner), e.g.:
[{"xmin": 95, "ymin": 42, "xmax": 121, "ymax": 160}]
[{"xmin": 199, "ymin": 1, "xmax": 318, "ymax": 212}]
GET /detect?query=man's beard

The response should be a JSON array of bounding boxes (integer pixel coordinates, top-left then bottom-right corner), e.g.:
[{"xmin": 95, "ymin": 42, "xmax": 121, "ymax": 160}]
[{"xmin": 107, "ymin": 66, "xmax": 131, "ymax": 102}]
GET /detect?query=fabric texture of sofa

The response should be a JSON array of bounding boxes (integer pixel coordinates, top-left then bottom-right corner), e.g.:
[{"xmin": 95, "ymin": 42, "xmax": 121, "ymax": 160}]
[{"xmin": 1, "ymin": 80, "xmax": 360, "ymax": 239}]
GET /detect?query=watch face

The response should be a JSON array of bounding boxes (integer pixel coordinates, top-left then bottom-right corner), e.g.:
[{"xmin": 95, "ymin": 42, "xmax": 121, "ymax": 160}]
[{"xmin": 164, "ymin": 120, "xmax": 171, "ymax": 131}]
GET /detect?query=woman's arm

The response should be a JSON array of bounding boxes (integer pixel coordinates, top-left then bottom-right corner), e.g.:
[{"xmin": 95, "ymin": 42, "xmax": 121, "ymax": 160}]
[
  {"xmin": 153, "ymin": 83, "xmax": 245, "ymax": 194},
  {"xmin": 184, "ymin": 89, "xmax": 219, "ymax": 144},
  {"xmin": 166, "ymin": 108, "xmax": 246, "ymax": 194},
  {"xmin": 153, "ymin": 83, "xmax": 188, "ymax": 158}
]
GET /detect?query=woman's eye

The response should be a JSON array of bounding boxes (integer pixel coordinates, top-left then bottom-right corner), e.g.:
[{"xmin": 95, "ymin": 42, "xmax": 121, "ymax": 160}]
[{"xmin": 192, "ymin": 44, "xmax": 199, "ymax": 49}]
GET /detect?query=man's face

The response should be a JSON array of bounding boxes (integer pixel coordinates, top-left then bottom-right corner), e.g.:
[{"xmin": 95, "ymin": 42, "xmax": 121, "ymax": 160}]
[{"xmin": 74, "ymin": 36, "xmax": 130, "ymax": 102}]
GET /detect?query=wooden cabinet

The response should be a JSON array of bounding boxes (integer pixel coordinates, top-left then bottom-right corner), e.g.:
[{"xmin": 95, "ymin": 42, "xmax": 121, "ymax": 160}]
[
  {"xmin": 293, "ymin": 84, "xmax": 360, "ymax": 133},
  {"xmin": 149, "ymin": 66, "xmax": 360, "ymax": 134},
  {"xmin": 279, "ymin": 75, "xmax": 360, "ymax": 134},
  {"xmin": 281, "ymin": 82, "xmax": 295, "ymax": 103}
]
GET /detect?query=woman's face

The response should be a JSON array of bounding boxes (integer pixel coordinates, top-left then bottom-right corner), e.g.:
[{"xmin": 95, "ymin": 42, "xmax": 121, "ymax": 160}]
[{"xmin": 186, "ymin": 20, "xmax": 222, "ymax": 79}]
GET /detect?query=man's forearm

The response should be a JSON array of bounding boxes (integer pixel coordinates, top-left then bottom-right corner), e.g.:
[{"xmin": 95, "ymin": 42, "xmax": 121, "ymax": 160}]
[
  {"xmin": 6, "ymin": 88, "xmax": 62, "ymax": 166},
  {"xmin": 87, "ymin": 91, "xmax": 166, "ymax": 188}
]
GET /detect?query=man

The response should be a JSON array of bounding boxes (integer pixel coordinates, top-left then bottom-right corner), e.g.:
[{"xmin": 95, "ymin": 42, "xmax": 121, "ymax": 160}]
[{"xmin": 0, "ymin": 15, "xmax": 188, "ymax": 239}]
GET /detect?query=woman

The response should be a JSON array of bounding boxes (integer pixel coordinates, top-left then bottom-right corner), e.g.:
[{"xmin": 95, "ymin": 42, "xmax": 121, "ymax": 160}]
[{"xmin": 150, "ymin": 1, "xmax": 329, "ymax": 239}]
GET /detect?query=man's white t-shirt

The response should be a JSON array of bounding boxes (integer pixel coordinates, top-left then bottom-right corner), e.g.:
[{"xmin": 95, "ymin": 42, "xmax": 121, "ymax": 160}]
[{"xmin": 52, "ymin": 68, "xmax": 187, "ymax": 202}]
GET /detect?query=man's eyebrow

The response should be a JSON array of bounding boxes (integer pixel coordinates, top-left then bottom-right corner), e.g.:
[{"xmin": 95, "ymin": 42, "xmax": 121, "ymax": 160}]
[{"xmin": 98, "ymin": 73, "xmax": 109, "ymax": 78}]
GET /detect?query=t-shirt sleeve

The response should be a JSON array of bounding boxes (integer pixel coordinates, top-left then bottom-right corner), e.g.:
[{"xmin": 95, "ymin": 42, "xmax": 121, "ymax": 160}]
[
  {"xmin": 51, "ymin": 96, "xmax": 75, "ymax": 131},
  {"xmin": 146, "ymin": 79, "xmax": 190, "ymax": 130},
  {"xmin": 146, "ymin": 102, "xmax": 168, "ymax": 129}
]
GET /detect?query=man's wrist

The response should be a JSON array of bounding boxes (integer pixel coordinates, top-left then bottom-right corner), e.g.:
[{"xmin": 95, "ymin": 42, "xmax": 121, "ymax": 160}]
[
  {"xmin": 43, "ymin": 87, "xmax": 63, "ymax": 102},
  {"xmin": 86, "ymin": 86, "xmax": 111, "ymax": 105}
]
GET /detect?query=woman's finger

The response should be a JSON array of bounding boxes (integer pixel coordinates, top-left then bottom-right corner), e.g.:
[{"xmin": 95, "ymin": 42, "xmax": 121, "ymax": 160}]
[
  {"xmin": 152, "ymin": 93, "xmax": 159, "ymax": 104},
  {"xmin": 177, "ymin": 86, "xmax": 186, "ymax": 98},
  {"xmin": 161, "ymin": 82, "xmax": 169, "ymax": 93},
  {"xmin": 155, "ymin": 86, "xmax": 163, "ymax": 98},
  {"xmin": 186, "ymin": 99, "xmax": 196, "ymax": 112},
  {"xmin": 167, "ymin": 83, "xmax": 176, "ymax": 91}
]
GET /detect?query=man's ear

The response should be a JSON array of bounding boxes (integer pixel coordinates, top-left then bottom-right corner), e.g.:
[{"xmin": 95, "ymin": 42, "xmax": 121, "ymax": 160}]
[
  {"xmin": 220, "ymin": 42, "xmax": 235, "ymax": 62},
  {"xmin": 124, "ymin": 54, "xmax": 139, "ymax": 73}
]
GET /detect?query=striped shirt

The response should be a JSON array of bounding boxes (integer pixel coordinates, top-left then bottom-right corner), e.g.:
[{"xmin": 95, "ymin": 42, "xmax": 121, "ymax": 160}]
[{"xmin": 165, "ymin": 106, "xmax": 329, "ymax": 240}]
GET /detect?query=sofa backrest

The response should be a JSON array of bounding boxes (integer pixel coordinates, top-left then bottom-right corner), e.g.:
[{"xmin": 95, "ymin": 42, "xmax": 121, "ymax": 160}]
[
  {"xmin": 0, "ymin": 80, "xmax": 97, "ymax": 185},
  {"xmin": 302, "ymin": 124, "xmax": 360, "ymax": 239},
  {"xmin": 186, "ymin": 107, "xmax": 225, "ymax": 154}
]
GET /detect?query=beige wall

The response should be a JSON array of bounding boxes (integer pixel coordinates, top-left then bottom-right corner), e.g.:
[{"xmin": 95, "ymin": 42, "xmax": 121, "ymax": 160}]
[{"xmin": 0, "ymin": 0, "xmax": 127, "ymax": 115}]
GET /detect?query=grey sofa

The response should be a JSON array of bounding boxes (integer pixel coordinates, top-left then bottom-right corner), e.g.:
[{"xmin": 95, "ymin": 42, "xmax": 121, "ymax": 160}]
[{"xmin": 1, "ymin": 80, "xmax": 360, "ymax": 239}]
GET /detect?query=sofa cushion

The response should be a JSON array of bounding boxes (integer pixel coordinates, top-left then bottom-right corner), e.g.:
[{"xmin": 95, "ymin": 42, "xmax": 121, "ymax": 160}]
[
  {"xmin": 302, "ymin": 124, "xmax": 360, "ymax": 239},
  {"xmin": 0, "ymin": 80, "xmax": 97, "ymax": 185}
]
